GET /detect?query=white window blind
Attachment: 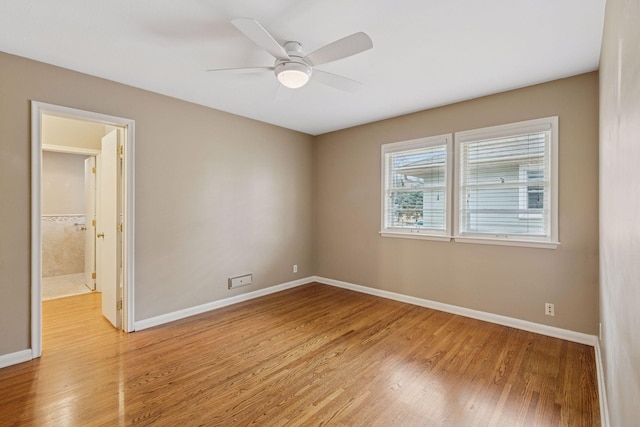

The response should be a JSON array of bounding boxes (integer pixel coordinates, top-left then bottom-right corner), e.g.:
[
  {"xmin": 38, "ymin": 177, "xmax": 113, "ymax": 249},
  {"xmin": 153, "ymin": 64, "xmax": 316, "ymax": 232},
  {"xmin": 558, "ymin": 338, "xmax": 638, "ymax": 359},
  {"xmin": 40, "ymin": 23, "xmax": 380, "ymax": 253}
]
[
  {"xmin": 455, "ymin": 117, "xmax": 558, "ymax": 246},
  {"xmin": 381, "ymin": 135, "xmax": 452, "ymax": 240}
]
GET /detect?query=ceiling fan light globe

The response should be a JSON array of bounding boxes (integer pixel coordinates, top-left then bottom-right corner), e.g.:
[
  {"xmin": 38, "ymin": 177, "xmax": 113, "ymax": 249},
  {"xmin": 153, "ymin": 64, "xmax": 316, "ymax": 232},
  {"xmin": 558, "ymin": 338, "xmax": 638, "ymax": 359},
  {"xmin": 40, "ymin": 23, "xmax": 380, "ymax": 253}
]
[
  {"xmin": 278, "ymin": 70, "xmax": 310, "ymax": 88},
  {"xmin": 275, "ymin": 62, "xmax": 312, "ymax": 89}
]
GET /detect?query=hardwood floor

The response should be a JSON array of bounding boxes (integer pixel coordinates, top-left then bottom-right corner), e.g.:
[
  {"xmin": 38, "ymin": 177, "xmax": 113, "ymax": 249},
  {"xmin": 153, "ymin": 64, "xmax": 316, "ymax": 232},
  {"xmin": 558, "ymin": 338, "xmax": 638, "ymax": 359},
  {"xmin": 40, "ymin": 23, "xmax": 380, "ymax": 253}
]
[{"xmin": 0, "ymin": 283, "xmax": 599, "ymax": 426}]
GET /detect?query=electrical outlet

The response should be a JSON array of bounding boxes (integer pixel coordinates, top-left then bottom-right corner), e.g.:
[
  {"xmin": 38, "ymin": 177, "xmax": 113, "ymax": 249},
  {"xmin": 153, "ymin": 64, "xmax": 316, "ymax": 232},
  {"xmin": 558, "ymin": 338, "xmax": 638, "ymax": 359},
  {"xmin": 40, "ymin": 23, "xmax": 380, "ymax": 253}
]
[
  {"xmin": 545, "ymin": 303, "xmax": 555, "ymax": 316},
  {"xmin": 293, "ymin": 264, "xmax": 298, "ymax": 273}
]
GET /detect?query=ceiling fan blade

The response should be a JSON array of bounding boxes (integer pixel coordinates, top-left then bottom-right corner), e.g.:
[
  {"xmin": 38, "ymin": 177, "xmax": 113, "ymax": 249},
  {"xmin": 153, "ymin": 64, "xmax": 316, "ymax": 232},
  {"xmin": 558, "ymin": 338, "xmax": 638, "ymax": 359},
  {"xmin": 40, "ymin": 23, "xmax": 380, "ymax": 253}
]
[
  {"xmin": 206, "ymin": 66, "xmax": 274, "ymax": 74},
  {"xmin": 274, "ymin": 84, "xmax": 296, "ymax": 102},
  {"xmin": 231, "ymin": 18, "xmax": 290, "ymax": 60},
  {"xmin": 312, "ymin": 70, "xmax": 362, "ymax": 92},
  {"xmin": 305, "ymin": 32, "xmax": 373, "ymax": 66}
]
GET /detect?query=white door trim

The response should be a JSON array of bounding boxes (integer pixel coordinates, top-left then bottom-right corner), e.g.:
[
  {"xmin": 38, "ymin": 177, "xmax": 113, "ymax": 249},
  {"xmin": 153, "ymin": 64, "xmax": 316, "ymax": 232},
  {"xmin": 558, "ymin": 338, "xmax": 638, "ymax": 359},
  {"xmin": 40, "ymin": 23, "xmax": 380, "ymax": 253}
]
[{"xmin": 31, "ymin": 101, "xmax": 135, "ymax": 358}]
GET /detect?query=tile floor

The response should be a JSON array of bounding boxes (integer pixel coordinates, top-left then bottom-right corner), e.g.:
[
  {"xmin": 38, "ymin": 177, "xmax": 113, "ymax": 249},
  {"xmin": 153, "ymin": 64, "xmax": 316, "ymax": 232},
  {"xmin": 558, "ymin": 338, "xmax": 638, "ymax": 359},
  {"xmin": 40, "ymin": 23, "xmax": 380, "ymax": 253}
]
[{"xmin": 42, "ymin": 272, "xmax": 93, "ymax": 300}]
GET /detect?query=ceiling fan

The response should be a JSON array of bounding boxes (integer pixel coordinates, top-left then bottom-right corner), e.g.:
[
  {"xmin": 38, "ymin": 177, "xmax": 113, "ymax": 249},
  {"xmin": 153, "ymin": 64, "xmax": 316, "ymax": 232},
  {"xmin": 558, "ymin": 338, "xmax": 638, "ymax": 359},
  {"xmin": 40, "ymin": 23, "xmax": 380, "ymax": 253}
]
[{"xmin": 208, "ymin": 18, "xmax": 373, "ymax": 92}]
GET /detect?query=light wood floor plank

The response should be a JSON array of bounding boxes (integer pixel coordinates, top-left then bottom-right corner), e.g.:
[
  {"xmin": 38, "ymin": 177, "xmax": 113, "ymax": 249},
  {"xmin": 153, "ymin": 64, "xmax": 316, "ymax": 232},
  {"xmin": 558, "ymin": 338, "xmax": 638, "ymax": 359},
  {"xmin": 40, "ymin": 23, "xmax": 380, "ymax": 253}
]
[{"xmin": 0, "ymin": 283, "xmax": 599, "ymax": 426}]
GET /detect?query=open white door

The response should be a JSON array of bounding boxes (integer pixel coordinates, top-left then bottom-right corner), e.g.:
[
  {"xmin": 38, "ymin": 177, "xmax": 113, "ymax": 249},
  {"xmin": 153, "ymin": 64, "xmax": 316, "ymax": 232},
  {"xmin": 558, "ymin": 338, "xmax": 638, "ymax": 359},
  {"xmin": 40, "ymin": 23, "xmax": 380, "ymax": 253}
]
[
  {"xmin": 84, "ymin": 156, "xmax": 96, "ymax": 291},
  {"xmin": 97, "ymin": 130, "xmax": 121, "ymax": 329}
]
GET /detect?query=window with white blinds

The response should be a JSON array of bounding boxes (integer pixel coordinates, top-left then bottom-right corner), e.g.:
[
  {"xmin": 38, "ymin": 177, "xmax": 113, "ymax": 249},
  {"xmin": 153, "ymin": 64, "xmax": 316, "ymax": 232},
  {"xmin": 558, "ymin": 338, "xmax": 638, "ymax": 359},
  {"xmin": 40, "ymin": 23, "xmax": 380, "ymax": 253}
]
[
  {"xmin": 381, "ymin": 134, "xmax": 452, "ymax": 240},
  {"xmin": 454, "ymin": 117, "xmax": 558, "ymax": 247}
]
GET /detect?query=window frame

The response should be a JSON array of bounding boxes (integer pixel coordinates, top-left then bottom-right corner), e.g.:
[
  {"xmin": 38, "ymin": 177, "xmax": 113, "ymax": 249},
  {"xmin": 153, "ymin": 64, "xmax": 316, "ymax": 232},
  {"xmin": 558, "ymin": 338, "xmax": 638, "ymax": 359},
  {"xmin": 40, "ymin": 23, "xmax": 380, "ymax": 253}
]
[
  {"xmin": 380, "ymin": 134, "xmax": 453, "ymax": 241},
  {"xmin": 453, "ymin": 117, "xmax": 559, "ymax": 249}
]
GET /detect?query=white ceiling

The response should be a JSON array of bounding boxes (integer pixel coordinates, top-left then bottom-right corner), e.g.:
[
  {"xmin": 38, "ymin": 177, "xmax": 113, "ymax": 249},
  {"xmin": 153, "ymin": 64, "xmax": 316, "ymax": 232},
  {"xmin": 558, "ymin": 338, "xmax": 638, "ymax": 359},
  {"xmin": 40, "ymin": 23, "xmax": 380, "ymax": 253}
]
[{"xmin": 0, "ymin": 0, "xmax": 606, "ymax": 135}]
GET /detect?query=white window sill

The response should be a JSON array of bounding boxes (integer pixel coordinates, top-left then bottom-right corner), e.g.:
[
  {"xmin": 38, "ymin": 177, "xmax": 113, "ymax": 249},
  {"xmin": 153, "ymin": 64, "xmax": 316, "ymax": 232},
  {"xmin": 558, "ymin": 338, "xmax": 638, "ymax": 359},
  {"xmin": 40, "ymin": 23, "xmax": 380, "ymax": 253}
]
[
  {"xmin": 379, "ymin": 231, "xmax": 452, "ymax": 242},
  {"xmin": 454, "ymin": 236, "xmax": 560, "ymax": 249}
]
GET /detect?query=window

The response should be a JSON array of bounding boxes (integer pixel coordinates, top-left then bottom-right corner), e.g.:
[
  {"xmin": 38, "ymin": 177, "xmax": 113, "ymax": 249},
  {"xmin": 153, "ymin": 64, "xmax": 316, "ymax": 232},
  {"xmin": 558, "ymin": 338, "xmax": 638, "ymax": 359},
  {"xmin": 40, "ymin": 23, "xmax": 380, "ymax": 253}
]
[
  {"xmin": 381, "ymin": 134, "xmax": 452, "ymax": 240},
  {"xmin": 454, "ymin": 117, "xmax": 558, "ymax": 248}
]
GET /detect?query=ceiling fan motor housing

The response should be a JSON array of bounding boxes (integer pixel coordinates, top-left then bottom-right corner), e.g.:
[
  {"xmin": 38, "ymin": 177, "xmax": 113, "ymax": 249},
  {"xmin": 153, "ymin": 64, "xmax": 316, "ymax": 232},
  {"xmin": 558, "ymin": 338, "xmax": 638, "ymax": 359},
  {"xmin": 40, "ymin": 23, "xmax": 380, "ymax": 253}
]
[{"xmin": 274, "ymin": 42, "xmax": 312, "ymax": 88}]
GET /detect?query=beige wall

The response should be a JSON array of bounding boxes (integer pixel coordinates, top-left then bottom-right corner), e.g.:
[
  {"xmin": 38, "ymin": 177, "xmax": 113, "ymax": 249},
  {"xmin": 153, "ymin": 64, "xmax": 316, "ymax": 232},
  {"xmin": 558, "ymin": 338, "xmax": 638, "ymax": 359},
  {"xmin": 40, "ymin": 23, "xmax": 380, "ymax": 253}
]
[
  {"xmin": 42, "ymin": 115, "xmax": 105, "ymax": 151},
  {"xmin": 599, "ymin": 0, "xmax": 640, "ymax": 424},
  {"xmin": 0, "ymin": 51, "xmax": 314, "ymax": 355},
  {"xmin": 42, "ymin": 151, "xmax": 87, "ymax": 215},
  {"xmin": 316, "ymin": 72, "xmax": 599, "ymax": 334}
]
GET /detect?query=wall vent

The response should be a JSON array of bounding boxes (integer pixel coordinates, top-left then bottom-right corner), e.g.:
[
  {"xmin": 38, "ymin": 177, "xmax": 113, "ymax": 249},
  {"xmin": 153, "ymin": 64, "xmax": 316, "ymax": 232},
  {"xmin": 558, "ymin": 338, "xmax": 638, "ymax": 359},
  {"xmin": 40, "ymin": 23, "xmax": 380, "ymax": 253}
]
[{"xmin": 228, "ymin": 274, "xmax": 253, "ymax": 289}]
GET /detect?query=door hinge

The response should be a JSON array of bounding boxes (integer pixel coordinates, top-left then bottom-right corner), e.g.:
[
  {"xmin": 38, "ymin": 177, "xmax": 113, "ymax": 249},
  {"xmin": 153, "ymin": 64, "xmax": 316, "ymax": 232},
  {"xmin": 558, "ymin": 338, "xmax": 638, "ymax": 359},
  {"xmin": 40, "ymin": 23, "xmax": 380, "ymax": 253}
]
[
  {"xmin": 92, "ymin": 219, "xmax": 96, "ymax": 227},
  {"xmin": 92, "ymin": 272, "xmax": 96, "ymax": 280},
  {"xmin": 118, "ymin": 223, "xmax": 123, "ymax": 232},
  {"xmin": 92, "ymin": 166, "xmax": 96, "ymax": 174},
  {"xmin": 119, "ymin": 145, "xmax": 124, "ymax": 155},
  {"xmin": 117, "ymin": 300, "xmax": 123, "ymax": 310}
]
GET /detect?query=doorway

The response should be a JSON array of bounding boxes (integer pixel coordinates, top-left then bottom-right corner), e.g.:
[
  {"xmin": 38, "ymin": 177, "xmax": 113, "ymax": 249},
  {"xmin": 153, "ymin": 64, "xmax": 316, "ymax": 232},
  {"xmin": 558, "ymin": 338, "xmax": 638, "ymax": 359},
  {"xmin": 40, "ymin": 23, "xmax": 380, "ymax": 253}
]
[
  {"xmin": 31, "ymin": 101, "xmax": 135, "ymax": 358},
  {"xmin": 41, "ymin": 149, "xmax": 97, "ymax": 300}
]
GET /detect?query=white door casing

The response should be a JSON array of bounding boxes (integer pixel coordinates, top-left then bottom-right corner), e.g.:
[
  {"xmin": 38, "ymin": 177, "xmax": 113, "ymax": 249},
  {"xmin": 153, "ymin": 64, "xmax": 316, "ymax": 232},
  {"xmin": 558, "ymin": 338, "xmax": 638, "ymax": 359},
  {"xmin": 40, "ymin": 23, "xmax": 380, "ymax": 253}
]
[{"xmin": 31, "ymin": 101, "xmax": 135, "ymax": 359}]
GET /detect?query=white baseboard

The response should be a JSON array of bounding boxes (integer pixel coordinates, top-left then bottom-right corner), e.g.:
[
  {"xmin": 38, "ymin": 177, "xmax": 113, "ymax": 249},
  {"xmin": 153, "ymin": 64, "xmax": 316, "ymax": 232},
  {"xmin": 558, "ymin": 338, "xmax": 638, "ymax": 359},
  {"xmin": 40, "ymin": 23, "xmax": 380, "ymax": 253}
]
[
  {"xmin": 135, "ymin": 275, "xmax": 598, "ymax": 347},
  {"xmin": 0, "ymin": 349, "xmax": 33, "ymax": 369},
  {"xmin": 134, "ymin": 277, "xmax": 315, "ymax": 331},
  {"xmin": 594, "ymin": 339, "xmax": 611, "ymax": 427},
  {"xmin": 313, "ymin": 276, "xmax": 597, "ymax": 346}
]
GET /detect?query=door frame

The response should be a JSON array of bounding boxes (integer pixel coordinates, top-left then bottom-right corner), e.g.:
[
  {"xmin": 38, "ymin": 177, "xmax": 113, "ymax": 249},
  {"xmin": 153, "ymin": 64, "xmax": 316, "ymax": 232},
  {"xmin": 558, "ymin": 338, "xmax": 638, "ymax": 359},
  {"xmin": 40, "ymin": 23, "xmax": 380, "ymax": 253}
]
[
  {"xmin": 83, "ymin": 155, "xmax": 97, "ymax": 292},
  {"xmin": 31, "ymin": 101, "xmax": 135, "ymax": 358}
]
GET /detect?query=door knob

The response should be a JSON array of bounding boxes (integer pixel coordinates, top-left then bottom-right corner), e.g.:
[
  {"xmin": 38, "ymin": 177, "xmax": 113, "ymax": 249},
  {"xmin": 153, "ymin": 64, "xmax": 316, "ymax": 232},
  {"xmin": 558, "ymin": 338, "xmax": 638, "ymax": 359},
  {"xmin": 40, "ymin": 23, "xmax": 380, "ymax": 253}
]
[{"xmin": 97, "ymin": 233, "xmax": 105, "ymax": 238}]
